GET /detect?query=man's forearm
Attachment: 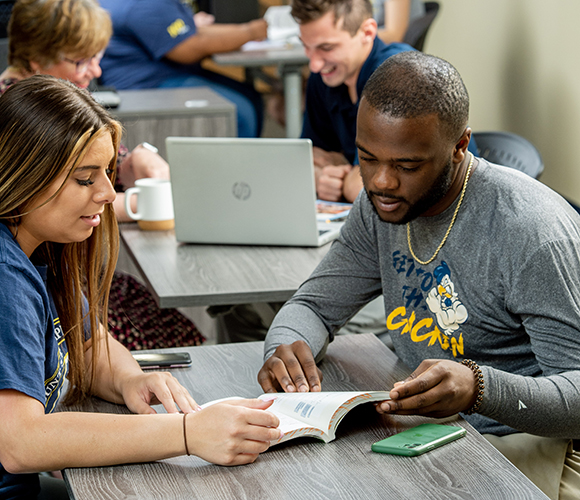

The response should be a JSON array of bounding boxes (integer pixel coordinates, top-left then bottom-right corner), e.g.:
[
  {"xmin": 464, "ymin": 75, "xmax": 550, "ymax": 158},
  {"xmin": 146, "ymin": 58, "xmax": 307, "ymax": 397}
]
[
  {"xmin": 166, "ymin": 22, "xmax": 263, "ymax": 64},
  {"xmin": 264, "ymin": 304, "xmax": 330, "ymax": 360},
  {"xmin": 479, "ymin": 366, "xmax": 580, "ymax": 438}
]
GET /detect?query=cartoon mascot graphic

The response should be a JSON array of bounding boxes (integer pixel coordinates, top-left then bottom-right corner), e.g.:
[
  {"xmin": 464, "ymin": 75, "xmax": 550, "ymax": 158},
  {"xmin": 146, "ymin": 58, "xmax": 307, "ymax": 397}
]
[{"xmin": 425, "ymin": 261, "xmax": 468, "ymax": 336}]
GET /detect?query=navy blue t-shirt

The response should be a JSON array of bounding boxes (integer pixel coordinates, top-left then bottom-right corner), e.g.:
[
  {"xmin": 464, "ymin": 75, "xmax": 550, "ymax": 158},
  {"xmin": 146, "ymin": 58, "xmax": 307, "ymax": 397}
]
[
  {"xmin": 100, "ymin": 0, "xmax": 201, "ymax": 89},
  {"xmin": 0, "ymin": 224, "xmax": 69, "ymax": 499},
  {"xmin": 301, "ymin": 38, "xmax": 477, "ymax": 164}
]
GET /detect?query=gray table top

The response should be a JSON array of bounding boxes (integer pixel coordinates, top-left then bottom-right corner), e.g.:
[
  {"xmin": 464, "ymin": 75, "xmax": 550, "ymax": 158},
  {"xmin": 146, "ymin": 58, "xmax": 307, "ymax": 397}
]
[
  {"xmin": 213, "ymin": 43, "xmax": 308, "ymax": 68},
  {"xmin": 119, "ymin": 224, "xmax": 331, "ymax": 308},
  {"xmin": 62, "ymin": 334, "xmax": 547, "ymax": 500},
  {"xmin": 110, "ymin": 86, "xmax": 236, "ymax": 118}
]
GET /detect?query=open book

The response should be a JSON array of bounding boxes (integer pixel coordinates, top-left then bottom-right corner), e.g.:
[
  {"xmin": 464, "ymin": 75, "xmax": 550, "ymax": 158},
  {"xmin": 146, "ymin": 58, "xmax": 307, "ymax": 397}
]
[
  {"xmin": 316, "ymin": 200, "xmax": 353, "ymax": 223},
  {"xmin": 202, "ymin": 391, "xmax": 390, "ymax": 445}
]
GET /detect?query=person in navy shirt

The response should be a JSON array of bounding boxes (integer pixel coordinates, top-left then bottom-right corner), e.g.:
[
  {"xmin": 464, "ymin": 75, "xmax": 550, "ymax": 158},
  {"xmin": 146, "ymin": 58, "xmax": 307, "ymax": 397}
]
[
  {"xmin": 0, "ymin": 76, "xmax": 281, "ymax": 499},
  {"xmin": 293, "ymin": 0, "xmax": 476, "ymax": 202},
  {"xmin": 99, "ymin": 0, "xmax": 268, "ymax": 137},
  {"xmin": 292, "ymin": 0, "xmax": 413, "ymax": 202}
]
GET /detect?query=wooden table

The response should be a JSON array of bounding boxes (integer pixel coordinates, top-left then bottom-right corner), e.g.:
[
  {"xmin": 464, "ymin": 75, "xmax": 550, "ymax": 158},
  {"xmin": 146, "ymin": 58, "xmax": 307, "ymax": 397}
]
[
  {"xmin": 213, "ymin": 44, "xmax": 308, "ymax": 138},
  {"xmin": 108, "ymin": 87, "xmax": 237, "ymax": 159},
  {"xmin": 119, "ymin": 224, "xmax": 331, "ymax": 308},
  {"xmin": 62, "ymin": 334, "xmax": 548, "ymax": 499}
]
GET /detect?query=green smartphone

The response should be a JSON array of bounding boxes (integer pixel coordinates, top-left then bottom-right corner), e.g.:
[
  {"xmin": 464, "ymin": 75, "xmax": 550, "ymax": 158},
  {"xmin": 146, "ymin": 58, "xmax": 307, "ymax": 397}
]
[{"xmin": 371, "ymin": 423, "xmax": 466, "ymax": 457}]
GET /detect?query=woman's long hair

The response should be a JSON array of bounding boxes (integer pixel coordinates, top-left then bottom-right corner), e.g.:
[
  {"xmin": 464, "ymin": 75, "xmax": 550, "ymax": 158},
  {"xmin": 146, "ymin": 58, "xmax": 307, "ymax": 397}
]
[{"xmin": 0, "ymin": 76, "xmax": 121, "ymax": 404}]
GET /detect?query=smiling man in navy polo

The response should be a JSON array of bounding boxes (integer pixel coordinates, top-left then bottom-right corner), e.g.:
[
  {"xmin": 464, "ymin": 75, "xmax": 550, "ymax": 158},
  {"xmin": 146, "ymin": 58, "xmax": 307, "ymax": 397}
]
[{"xmin": 294, "ymin": 0, "xmax": 414, "ymax": 202}]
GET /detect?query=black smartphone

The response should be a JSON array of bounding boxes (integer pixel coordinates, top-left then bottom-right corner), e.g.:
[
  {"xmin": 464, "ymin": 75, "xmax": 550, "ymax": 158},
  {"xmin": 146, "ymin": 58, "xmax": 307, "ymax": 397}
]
[
  {"xmin": 132, "ymin": 352, "xmax": 192, "ymax": 369},
  {"xmin": 371, "ymin": 423, "xmax": 466, "ymax": 457}
]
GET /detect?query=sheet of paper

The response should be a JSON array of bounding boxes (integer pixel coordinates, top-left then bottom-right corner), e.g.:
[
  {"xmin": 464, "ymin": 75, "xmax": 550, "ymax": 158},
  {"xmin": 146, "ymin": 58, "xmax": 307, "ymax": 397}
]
[
  {"xmin": 259, "ymin": 392, "xmax": 376, "ymax": 433},
  {"xmin": 241, "ymin": 39, "xmax": 293, "ymax": 51}
]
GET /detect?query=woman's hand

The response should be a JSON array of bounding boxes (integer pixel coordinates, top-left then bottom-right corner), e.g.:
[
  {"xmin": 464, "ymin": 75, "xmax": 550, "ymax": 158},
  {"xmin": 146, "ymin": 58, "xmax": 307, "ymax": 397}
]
[
  {"xmin": 120, "ymin": 371, "xmax": 200, "ymax": 415},
  {"xmin": 186, "ymin": 399, "xmax": 282, "ymax": 465}
]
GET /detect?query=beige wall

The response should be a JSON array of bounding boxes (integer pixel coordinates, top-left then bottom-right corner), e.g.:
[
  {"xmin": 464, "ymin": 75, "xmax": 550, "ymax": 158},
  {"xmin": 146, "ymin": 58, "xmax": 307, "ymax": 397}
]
[{"xmin": 423, "ymin": 0, "xmax": 580, "ymax": 204}]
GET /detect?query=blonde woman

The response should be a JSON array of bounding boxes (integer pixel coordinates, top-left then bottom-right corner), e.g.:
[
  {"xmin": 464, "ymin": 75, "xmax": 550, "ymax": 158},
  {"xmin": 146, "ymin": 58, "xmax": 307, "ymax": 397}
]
[
  {"xmin": 1, "ymin": 0, "xmax": 204, "ymax": 350},
  {"xmin": 0, "ymin": 0, "xmax": 169, "ymax": 223},
  {"xmin": 0, "ymin": 76, "xmax": 280, "ymax": 499}
]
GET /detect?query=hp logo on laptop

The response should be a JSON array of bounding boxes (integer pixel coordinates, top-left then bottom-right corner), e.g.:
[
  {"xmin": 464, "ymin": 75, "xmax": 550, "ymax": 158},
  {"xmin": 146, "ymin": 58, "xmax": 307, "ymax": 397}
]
[{"xmin": 232, "ymin": 182, "xmax": 251, "ymax": 201}]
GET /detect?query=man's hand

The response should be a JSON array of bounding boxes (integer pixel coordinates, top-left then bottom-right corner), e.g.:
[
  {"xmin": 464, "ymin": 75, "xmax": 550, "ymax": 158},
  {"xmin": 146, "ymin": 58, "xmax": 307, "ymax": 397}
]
[
  {"xmin": 316, "ymin": 165, "xmax": 352, "ymax": 201},
  {"xmin": 342, "ymin": 165, "xmax": 363, "ymax": 202},
  {"xmin": 117, "ymin": 145, "xmax": 170, "ymax": 189},
  {"xmin": 312, "ymin": 147, "xmax": 349, "ymax": 168},
  {"xmin": 312, "ymin": 148, "xmax": 355, "ymax": 201},
  {"xmin": 244, "ymin": 18, "xmax": 268, "ymax": 41},
  {"xmin": 257, "ymin": 341, "xmax": 323, "ymax": 393},
  {"xmin": 375, "ymin": 360, "xmax": 478, "ymax": 418}
]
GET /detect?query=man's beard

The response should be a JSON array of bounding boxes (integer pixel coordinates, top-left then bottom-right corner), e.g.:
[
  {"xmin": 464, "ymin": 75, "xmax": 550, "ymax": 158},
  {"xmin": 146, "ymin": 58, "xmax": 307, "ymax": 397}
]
[{"xmin": 365, "ymin": 157, "xmax": 455, "ymax": 225}]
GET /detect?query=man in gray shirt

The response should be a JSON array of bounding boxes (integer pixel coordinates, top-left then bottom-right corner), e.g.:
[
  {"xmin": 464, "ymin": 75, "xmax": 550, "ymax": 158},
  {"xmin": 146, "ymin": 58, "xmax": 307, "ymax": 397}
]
[{"xmin": 258, "ymin": 51, "xmax": 580, "ymax": 499}]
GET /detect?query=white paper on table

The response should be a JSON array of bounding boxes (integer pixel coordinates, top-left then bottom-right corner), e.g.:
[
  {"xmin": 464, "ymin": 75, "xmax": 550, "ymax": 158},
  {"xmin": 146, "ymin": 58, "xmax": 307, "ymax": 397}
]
[
  {"xmin": 264, "ymin": 5, "xmax": 300, "ymax": 41},
  {"xmin": 241, "ymin": 39, "xmax": 294, "ymax": 51}
]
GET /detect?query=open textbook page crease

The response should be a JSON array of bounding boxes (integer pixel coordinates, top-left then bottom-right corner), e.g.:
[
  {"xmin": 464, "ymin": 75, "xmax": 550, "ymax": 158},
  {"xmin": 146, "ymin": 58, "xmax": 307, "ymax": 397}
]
[{"xmin": 201, "ymin": 391, "xmax": 391, "ymax": 445}]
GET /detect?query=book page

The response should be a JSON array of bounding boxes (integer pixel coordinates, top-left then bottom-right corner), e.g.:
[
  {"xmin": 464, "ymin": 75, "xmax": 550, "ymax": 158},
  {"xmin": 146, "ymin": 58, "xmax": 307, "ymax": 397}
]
[
  {"xmin": 272, "ymin": 412, "xmax": 328, "ymax": 443},
  {"xmin": 200, "ymin": 392, "xmax": 390, "ymax": 444},
  {"xmin": 200, "ymin": 395, "xmax": 330, "ymax": 443},
  {"xmin": 259, "ymin": 391, "xmax": 390, "ymax": 441}
]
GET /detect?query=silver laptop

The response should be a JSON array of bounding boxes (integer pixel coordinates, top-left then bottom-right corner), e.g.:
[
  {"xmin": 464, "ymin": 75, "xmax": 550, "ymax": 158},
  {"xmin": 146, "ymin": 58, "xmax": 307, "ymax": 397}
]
[{"xmin": 165, "ymin": 137, "xmax": 344, "ymax": 247}]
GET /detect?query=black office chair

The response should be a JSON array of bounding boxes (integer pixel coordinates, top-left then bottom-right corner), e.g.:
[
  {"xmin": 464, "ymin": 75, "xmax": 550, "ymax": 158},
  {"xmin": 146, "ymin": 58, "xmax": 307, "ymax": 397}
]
[
  {"xmin": 197, "ymin": 0, "xmax": 260, "ymax": 24},
  {"xmin": 472, "ymin": 131, "xmax": 544, "ymax": 180},
  {"xmin": 0, "ymin": 0, "xmax": 14, "ymax": 39},
  {"xmin": 0, "ymin": 37, "xmax": 7, "ymax": 73},
  {"xmin": 403, "ymin": 1, "xmax": 440, "ymax": 52}
]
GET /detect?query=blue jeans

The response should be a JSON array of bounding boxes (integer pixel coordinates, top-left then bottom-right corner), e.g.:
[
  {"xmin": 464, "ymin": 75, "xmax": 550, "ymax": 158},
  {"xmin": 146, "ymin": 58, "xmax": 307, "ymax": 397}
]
[{"xmin": 160, "ymin": 69, "xmax": 263, "ymax": 138}]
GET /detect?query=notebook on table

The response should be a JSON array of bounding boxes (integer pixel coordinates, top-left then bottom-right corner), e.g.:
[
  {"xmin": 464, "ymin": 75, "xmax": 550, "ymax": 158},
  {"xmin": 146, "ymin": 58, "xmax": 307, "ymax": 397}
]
[{"xmin": 165, "ymin": 137, "xmax": 344, "ymax": 247}]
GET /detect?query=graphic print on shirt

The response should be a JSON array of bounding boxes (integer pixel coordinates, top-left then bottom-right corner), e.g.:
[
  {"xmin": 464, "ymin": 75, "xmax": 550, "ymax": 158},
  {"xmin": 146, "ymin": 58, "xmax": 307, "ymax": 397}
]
[
  {"xmin": 425, "ymin": 261, "xmax": 468, "ymax": 335},
  {"xmin": 167, "ymin": 18, "xmax": 191, "ymax": 38},
  {"xmin": 45, "ymin": 316, "xmax": 68, "ymax": 413},
  {"xmin": 386, "ymin": 252, "xmax": 468, "ymax": 357}
]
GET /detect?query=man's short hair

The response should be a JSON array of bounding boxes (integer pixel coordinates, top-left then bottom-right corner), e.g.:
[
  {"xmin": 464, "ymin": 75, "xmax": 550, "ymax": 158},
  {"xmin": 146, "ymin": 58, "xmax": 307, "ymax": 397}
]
[
  {"xmin": 291, "ymin": 0, "xmax": 373, "ymax": 36},
  {"xmin": 361, "ymin": 52, "xmax": 470, "ymax": 143}
]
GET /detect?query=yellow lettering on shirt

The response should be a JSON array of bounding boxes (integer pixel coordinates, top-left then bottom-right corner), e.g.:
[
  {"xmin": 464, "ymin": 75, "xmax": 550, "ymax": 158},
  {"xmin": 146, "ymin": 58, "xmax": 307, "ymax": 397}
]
[
  {"xmin": 167, "ymin": 18, "xmax": 186, "ymax": 38},
  {"xmin": 450, "ymin": 334, "xmax": 464, "ymax": 357},
  {"xmin": 386, "ymin": 306, "xmax": 406, "ymax": 330},
  {"xmin": 386, "ymin": 306, "xmax": 462, "ymax": 356}
]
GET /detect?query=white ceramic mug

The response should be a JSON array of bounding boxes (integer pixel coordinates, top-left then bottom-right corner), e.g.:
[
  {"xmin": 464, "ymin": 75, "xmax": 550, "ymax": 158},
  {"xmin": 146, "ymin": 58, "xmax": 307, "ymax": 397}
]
[{"xmin": 124, "ymin": 178, "xmax": 175, "ymax": 230}]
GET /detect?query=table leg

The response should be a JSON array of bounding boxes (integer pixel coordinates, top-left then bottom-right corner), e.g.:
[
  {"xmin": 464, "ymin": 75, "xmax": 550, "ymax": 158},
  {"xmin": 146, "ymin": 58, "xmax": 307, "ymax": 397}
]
[{"xmin": 282, "ymin": 65, "xmax": 303, "ymax": 138}]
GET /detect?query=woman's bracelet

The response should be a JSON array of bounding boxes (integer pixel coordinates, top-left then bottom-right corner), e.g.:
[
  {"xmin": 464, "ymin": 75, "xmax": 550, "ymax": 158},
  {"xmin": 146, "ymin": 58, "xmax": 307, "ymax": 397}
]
[
  {"xmin": 461, "ymin": 359, "xmax": 485, "ymax": 415},
  {"xmin": 183, "ymin": 413, "xmax": 191, "ymax": 456}
]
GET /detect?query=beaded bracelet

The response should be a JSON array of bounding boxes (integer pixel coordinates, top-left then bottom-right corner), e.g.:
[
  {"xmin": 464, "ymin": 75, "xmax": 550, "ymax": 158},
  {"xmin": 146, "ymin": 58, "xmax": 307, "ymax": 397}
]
[
  {"xmin": 461, "ymin": 359, "xmax": 485, "ymax": 415},
  {"xmin": 183, "ymin": 413, "xmax": 191, "ymax": 456}
]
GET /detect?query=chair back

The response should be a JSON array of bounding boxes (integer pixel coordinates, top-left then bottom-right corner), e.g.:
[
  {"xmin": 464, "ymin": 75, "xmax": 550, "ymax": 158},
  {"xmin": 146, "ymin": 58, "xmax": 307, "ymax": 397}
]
[
  {"xmin": 197, "ymin": 0, "xmax": 260, "ymax": 24},
  {"xmin": 0, "ymin": 0, "xmax": 14, "ymax": 39},
  {"xmin": 472, "ymin": 131, "xmax": 544, "ymax": 179},
  {"xmin": 0, "ymin": 38, "xmax": 8, "ymax": 73},
  {"xmin": 403, "ymin": 1, "xmax": 440, "ymax": 51}
]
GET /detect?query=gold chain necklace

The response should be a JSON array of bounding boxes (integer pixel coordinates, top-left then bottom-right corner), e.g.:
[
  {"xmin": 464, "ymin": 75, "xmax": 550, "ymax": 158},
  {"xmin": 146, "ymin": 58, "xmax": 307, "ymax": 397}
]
[{"xmin": 407, "ymin": 152, "xmax": 474, "ymax": 266}]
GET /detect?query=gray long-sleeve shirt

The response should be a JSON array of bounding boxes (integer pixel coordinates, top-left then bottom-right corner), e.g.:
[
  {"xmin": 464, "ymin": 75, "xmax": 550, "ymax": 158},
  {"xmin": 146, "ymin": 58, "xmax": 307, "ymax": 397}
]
[{"xmin": 265, "ymin": 159, "xmax": 580, "ymax": 438}]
